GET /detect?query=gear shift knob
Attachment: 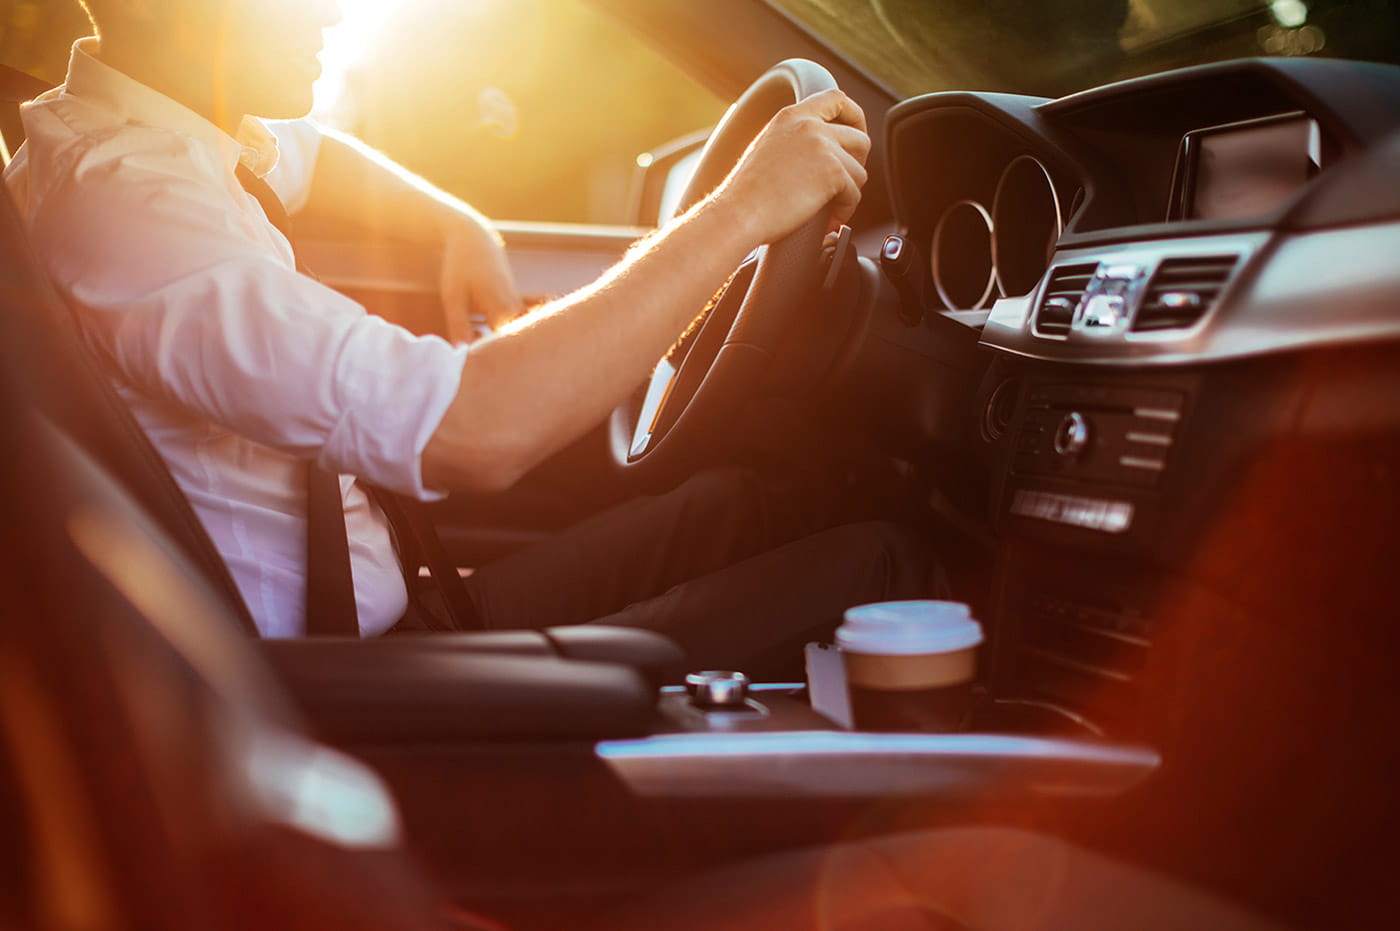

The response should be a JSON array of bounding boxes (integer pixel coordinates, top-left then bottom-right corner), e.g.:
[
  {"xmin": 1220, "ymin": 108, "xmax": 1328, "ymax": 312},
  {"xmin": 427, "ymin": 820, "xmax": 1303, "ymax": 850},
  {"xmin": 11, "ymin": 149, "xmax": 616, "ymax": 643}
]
[{"xmin": 685, "ymin": 670, "xmax": 750, "ymax": 709}]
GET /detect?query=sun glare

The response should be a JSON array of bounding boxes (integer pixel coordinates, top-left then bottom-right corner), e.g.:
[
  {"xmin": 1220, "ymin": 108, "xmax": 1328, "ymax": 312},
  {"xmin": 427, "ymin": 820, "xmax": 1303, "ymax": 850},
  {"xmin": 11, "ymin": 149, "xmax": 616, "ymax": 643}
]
[
  {"xmin": 315, "ymin": 0, "xmax": 493, "ymax": 124},
  {"xmin": 314, "ymin": 0, "xmax": 412, "ymax": 124}
]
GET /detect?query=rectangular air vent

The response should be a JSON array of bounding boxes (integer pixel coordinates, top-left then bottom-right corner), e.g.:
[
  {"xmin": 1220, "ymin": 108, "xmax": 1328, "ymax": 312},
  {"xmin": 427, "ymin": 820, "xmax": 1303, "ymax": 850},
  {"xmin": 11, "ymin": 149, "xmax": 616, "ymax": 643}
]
[
  {"xmin": 1132, "ymin": 255, "xmax": 1239, "ymax": 332},
  {"xmin": 1034, "ymin": 263, "xmax": 1097, "ymax": 336}
]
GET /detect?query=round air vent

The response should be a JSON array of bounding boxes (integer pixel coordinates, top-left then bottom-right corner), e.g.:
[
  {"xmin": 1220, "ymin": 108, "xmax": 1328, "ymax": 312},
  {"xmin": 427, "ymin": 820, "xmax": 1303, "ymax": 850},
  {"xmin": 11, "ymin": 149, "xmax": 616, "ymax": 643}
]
[{"xmin": 982, "ymin": 378, "xmax": 1019, "ymax": 442}]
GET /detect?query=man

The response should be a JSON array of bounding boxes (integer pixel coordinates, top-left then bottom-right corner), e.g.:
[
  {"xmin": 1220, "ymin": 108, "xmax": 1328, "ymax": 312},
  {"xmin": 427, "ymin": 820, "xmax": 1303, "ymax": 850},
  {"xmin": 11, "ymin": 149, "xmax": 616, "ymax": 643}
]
[{"xmin": 6, "ymin": 0, "xmax": 927, "ymax": 673}]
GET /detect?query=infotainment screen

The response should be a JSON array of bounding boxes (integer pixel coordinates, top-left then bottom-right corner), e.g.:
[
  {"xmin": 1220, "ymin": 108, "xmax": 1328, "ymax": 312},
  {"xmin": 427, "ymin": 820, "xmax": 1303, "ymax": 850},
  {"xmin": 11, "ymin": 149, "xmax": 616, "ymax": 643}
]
[{"xmin": 1170, "ymin": 113, "xmax": 1323, "ymax": 221}]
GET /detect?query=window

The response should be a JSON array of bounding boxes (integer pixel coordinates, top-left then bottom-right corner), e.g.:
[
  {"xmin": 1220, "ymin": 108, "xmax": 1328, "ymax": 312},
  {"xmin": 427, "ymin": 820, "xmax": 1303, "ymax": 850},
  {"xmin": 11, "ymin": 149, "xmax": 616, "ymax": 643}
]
[{"xmin": 317, "ymin": 0, "xmax": 725, "ymax": 225}]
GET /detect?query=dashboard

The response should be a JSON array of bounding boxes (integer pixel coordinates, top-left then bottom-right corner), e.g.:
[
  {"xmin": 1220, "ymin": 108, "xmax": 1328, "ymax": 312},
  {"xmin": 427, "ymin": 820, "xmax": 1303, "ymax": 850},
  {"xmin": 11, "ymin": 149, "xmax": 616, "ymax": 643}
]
[
  {"xmin": 867, "ymin": 57, "xmax": 1400, "ymax": 741},
  {"xmin": 884, "ymin": 59, "xmax": 1400, "ymax": 355}
]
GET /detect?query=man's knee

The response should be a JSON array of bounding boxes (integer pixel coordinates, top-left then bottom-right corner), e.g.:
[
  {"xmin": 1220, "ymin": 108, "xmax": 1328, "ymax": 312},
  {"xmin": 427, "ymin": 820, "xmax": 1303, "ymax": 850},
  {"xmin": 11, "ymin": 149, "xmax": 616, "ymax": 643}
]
[
  {"xmin": 672, "ymin": 466, "xmax": 761, "ymax": 506},
  {"xmin": 666, "ymin": 467, "xmax": 769, "ymax": 536},
  {"xmin": 832, "ymin": 521, "xmax": 931, "ymax": 600}
]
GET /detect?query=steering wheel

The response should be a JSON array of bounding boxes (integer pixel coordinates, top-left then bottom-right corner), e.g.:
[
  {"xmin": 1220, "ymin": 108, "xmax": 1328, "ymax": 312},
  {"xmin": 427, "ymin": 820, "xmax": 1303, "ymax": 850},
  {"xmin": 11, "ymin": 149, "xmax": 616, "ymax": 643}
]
[{"xmin": 609, "ymin": 59, "xmax": 839, "ymax": 485}]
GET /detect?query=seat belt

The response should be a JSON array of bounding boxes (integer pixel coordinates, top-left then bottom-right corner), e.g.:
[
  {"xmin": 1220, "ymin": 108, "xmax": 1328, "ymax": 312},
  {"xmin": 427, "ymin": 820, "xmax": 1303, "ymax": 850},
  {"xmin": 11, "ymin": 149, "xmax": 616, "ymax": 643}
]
[
  {"xmin": 235, "ymin": 163, "xmax": 481, "ymax": 632},
  {"xmin": 236, "ymin": 164, "xmax": 359, "ymax": 636},
  {"xmin": 369, "ymin": 489, "xmax": 481, "ymax": 630}
]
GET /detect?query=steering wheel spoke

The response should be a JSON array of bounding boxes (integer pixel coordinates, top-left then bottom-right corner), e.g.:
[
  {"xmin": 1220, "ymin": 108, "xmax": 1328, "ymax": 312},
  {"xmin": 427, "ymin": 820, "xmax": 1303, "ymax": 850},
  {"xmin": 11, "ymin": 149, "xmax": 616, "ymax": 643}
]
[{"xmin": 629, "ymin": 358, "xmax": 678, "ymax": 458}]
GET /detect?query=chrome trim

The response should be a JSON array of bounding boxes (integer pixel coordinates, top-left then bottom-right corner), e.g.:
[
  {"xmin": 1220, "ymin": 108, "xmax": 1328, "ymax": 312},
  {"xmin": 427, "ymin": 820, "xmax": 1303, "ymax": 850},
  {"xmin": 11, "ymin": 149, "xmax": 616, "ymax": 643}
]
[
  {"xmin": 932, "ymin": 199, "xmax": 998, "ymax": 311},
  {"xmin": 1134, "ymin": 407, "xmax": 1182, "ymax": 422},
  {"xmin": 1073, "ymin": 623, "xmax": 1151, "ymax": 649},
  {"xmin": 1126, "ymin": 431, "xmax": 1172, "ymax": 446},
  {"xmin": 595, "ymin": 732, "xmax": 1158, "ymax": 799},
  {"xmin": 1120, "ymin": 455, "xmax": 1166, "ymax": 471},
  {"xmin": 992, "ymin": 155, "xmax": 1063, "ymax": 297},
  {"xmin": 987, "ymin": 698, "xmax": 1107, "ymax": 738},
  {"xmin": 1010, "ymin": 490, "xmax": 1134, "ymax": 533}
]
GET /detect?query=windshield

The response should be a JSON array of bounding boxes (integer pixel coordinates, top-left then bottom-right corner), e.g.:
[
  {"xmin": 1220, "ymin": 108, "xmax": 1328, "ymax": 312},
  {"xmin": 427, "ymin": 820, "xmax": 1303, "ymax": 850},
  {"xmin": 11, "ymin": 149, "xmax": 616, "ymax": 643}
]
[{"xmin": 768, "ymin": 0, "xmax": 1400, "ymax": 98}]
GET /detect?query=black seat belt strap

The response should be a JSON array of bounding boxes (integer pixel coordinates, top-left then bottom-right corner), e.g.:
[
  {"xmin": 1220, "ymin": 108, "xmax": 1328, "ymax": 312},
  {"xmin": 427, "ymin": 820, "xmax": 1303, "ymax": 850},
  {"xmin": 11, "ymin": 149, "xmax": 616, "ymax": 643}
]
[
  {"xmin": 236, "ymin": 164, "xmax": 358, "ymax": 636},
  {"xmin": 370, "ymin": 489, "xmax": 484, "ymax": 631}
]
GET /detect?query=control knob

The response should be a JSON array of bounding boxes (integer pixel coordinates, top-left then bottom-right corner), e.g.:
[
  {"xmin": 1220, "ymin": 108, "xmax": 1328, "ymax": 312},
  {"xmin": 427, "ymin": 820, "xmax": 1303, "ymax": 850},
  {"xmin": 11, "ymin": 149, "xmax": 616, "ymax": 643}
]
[
  {"xmin": 1053, "ymin": 412, "xmax": 1090, "ymax": 457},
  {"xmin": 685, "ymin": 670, "xmax": 750, "ymax": 710}
]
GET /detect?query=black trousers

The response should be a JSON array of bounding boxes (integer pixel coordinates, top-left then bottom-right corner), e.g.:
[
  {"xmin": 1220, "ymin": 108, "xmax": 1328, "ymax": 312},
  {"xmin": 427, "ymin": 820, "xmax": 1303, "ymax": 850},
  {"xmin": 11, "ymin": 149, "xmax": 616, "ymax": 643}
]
[{"xmin": 456, "ymin": 468, "xmax": 932, "ymax": 679}]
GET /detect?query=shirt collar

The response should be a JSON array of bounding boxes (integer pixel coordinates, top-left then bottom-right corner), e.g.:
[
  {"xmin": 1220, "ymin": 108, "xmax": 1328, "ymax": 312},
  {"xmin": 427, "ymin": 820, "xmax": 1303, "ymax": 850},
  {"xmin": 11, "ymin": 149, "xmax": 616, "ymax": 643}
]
[{"xmin": 62, "ymin": 37, "xmax": 281, "ymax": 178}]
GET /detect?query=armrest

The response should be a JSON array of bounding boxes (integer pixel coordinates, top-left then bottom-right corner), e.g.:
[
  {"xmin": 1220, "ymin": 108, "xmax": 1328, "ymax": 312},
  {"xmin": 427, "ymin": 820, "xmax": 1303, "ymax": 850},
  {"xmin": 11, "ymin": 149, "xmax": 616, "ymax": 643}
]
[
  {"xmin": 277, "ymin": 626, "xmax": 684, "ymax": 684},
  {"xmin": 542, "ymin": 626, "xmax": 686, "ymax": 684},
  {"xmin": 259, "ymin": 638, "xmax": 659, "ymax": 744}
]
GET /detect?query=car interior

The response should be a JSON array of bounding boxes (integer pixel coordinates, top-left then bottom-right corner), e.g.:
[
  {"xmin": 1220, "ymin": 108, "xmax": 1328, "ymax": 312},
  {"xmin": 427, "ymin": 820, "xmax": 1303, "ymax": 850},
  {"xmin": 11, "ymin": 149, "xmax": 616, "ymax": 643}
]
[{"xmin": 2, "ymin": 0, "xmax": 1399, "ymax": 927}]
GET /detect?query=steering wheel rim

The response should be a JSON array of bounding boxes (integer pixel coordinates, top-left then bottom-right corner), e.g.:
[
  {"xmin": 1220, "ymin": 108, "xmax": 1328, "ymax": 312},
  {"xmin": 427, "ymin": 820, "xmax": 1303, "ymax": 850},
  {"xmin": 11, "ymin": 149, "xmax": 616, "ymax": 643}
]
[{"xmin": 609, "ymin": 59, "xmax": 839, "ymax": 484}]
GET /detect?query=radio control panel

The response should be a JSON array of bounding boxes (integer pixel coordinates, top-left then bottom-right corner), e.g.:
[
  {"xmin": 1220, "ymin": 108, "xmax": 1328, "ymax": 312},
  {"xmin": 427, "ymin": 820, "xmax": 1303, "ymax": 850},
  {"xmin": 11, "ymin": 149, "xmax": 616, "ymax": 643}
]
[{"xmin": 1013, "ymin": 383, "xmax": 1185, "ymax": 488}]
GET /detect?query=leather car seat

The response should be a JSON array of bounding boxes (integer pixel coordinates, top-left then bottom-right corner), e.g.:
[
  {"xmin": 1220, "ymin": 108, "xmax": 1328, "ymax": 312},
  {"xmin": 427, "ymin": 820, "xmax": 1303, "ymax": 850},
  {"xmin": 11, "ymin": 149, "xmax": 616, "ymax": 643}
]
[{"xmin": 0, "ymin": 205, "xmax": 470, "ymax": 928}]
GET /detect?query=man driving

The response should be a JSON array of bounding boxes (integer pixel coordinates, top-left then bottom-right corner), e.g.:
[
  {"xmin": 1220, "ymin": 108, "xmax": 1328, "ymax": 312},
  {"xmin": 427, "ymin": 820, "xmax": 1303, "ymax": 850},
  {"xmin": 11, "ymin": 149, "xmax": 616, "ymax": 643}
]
[{"xmin": 5, "ymin": 0, "xmax": 929, "ymax": 673}]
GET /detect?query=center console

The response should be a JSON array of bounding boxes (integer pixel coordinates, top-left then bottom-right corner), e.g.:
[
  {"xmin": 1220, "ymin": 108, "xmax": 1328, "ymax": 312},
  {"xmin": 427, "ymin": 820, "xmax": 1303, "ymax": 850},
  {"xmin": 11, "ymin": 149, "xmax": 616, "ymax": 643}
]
[{"xmin": 261, "ymin": 626, "xmax": 1159, "ymax": 904}]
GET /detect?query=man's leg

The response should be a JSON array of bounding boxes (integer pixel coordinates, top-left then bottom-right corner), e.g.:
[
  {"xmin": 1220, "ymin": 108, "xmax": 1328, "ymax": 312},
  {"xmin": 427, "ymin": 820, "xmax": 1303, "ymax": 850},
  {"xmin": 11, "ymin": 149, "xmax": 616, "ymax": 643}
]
[
  {"xmin": 589, "ymin": 521, "xmax": 929, "ymax": 679},
  {"xmin": 461, "ymin": 468, "xmax": 931, "ymax": 676},
  {"xmin": 463, "ymin": 468, "xmax": 789, "ymax": 631}
]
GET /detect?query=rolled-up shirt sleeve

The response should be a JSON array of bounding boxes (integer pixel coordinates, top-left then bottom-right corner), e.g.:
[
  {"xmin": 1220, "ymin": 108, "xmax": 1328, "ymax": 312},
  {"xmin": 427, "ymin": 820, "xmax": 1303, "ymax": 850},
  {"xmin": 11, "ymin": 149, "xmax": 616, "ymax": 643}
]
[{"xmin": 29, "ymin": 129, "xmax": 467, "ymax": 500}]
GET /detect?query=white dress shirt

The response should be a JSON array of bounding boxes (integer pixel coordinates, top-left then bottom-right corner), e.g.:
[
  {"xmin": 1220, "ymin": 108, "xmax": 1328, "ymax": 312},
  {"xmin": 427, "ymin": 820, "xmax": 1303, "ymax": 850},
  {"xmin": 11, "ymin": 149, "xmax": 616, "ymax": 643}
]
[{"xmin": 5, "ymin": 39, "xmax": 470, "ymax": 637}]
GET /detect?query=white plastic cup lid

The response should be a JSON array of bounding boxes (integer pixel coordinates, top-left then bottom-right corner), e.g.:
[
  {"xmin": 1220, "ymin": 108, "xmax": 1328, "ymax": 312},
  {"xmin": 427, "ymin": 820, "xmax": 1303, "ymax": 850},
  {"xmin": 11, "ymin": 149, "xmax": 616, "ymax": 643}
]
[{"xmin": 836, "ymin": 600, "xmax": 984, "ymax": 656}]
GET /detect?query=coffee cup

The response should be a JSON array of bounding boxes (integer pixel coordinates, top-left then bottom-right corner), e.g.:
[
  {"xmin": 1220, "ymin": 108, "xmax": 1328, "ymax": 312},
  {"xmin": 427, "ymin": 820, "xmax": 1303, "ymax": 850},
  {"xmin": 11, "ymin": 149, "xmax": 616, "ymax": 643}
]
[{"xmin": 836, "ymin": 601, "xmax": 984, "ymax": 732}]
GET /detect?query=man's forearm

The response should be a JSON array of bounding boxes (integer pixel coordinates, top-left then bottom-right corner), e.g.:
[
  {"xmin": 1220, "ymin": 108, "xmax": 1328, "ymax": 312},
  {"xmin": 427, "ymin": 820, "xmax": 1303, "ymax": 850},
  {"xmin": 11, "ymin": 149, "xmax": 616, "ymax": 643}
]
[
  {"xmin": 420, "ymin": 88, "xmax": 869, "ymax": 492},
  {"xmin": 297, "ymin": 126, "xmax": 522, "ymax": 338},
  {"xmin": 422, "ymin": 193, "xmax": 758, "ymax": 492},
  {"xmin": 297, "ymin": 127, "xmax": 498, "ymax": 245}
]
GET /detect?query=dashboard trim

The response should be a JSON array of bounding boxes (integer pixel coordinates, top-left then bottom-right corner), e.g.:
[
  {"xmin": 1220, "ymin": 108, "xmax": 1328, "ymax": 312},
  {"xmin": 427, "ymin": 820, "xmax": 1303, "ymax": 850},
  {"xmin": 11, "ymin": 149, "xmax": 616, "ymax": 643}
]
[
  {"xmin": 981, "ymin": 222, "xmax": 1400, "ymax": 366},
  {"xmin": 992, "ymin": 154, "xmax": 1064, "ymax": 297},
  {"xmin": 931, "ymin": 199, "xmax": 998, "ymax": 311},
  {"xmin": 596, "ymin": 731, "xmax": 1159, "ymax": 800}
]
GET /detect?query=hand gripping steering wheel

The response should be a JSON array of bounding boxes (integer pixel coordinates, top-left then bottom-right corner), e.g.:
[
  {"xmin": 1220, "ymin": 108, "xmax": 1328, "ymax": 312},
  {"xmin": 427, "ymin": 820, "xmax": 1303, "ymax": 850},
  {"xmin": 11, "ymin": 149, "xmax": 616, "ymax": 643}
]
[{"xmin": 609, "ymin": 59, "xmax": 840, "ymax": 485}]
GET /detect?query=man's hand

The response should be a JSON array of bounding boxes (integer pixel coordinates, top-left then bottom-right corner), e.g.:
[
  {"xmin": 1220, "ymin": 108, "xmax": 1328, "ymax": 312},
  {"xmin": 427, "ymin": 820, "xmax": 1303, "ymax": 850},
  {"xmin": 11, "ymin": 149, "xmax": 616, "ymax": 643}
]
[
  {"xmin": 711, "ymin": 89, "xmax": 870, "ymax": 246},
  {"xmin": 424, "ymin": 89, "xmax": 868, "ymax": 493},
  {"xmin": 296, "ymin": 128, "xmax": 524, "ymax": 342},
  {"xmin": 439, "ymin": 217, "xmax": 524, "ymax": 343}
]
